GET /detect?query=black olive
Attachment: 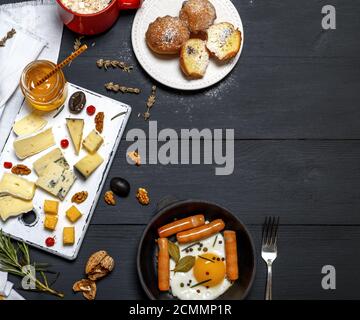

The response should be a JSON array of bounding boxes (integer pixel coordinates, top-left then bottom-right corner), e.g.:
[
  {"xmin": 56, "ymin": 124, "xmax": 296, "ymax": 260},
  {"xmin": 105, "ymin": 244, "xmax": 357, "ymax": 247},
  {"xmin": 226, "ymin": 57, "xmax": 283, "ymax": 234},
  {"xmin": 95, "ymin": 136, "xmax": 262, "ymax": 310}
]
[
  {"xmin": 110, "ymin": 177, "xmax": 130, "ymax": 197},
  {"xmin": 68, "ymin": 91, "xmax": 86, "ymax": 114}
]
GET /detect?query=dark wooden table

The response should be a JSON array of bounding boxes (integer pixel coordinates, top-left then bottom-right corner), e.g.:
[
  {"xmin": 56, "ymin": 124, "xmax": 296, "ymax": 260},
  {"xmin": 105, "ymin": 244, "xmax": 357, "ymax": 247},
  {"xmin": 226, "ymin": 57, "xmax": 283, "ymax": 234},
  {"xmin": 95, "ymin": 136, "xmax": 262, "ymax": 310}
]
[{"xmin": 3, "ymin": 0, "xmax": 360, "ymax": 300}]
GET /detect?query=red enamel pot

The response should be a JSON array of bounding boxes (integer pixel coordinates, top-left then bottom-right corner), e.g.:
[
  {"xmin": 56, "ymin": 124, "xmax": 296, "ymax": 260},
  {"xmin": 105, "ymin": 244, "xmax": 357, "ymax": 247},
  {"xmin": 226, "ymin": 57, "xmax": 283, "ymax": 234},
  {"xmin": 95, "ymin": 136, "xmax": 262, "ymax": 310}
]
[{"xmin": 56, "ymin": 0, "xmax": 142, "ymax": 35}]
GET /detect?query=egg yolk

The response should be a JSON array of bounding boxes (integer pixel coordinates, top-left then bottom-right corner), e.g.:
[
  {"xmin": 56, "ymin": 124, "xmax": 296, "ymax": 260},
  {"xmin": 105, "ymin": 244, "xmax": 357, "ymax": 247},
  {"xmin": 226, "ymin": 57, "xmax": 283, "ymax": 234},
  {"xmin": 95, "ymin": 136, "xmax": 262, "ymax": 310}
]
[{"xmin": 193, "ymin": 253, "xmax": 225, "ymax": 287}]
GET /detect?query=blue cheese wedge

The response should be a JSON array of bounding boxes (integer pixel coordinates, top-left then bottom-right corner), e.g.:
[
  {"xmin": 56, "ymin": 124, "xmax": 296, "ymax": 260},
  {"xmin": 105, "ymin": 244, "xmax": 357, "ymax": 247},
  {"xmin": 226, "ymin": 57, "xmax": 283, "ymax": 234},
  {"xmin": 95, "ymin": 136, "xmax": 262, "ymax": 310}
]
[
  {"xmin": 0, "ymin": 173, "xmax": 36, "ymax": 200},
  {"xmin": 82, "ymin": 130, "xmax": 104, "ymax": 154},
  {"xmin": 74, "ymin": 152, "xmax": 104, "ymax": 178},
  {"xmin": 33, "ymin": 148, "xmax": 69, "ymax": 176},
  {"xmin": 0, "ymin": 196, "xmax": 33, "ymax": 221},
  {"xmin": 13, "ymin": 128, "xmax": 55, "ymax": 159},
  {"xmin": 13, "ymin": 112, "xmax": 47, "ymax": 137},
  {"xmin": 36, "ymin": 162, "xmax": 76, "ymax": 200}
]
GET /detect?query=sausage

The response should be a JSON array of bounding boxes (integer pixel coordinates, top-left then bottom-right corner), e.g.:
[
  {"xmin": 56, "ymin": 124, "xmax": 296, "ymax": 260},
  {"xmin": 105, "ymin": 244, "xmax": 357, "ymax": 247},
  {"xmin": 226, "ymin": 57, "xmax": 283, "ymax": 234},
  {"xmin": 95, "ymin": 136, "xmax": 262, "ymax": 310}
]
[
  {"xmin": 176, "ymin": 219, "xmax": 225, "ymax": 244},
  {"xmin": 157, "ymin": 238, "xmax": 170, "ymax": 291},
  {"xmin": 224, "ymin": 230, "xmax": 239, "ymax": 280},
  {"xmin": 158, "ymin": 214, "xmax": 205, "ymax": 238}
]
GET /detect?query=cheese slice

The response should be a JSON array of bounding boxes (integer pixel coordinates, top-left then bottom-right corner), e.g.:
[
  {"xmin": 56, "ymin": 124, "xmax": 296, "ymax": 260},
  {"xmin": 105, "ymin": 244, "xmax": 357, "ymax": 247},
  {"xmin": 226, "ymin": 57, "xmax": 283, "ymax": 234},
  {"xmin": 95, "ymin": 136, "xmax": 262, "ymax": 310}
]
[
  {"xmin": 0, "ymin": 173, "xmax": 36, "ymax": 200},
  {"xmin": 82, "ymin": 130, "xmax": 104, "ymax": 154},
  {"xmin": 74, "ymin": 152, "xmax": 104, "ymax": 178},
  {"xmin": 13, "ymin": 128, "xmax": 55, "ymax": 160},
  {"xmin": 36, "ymin": 162, "xmax": 76, "ymax": 200},
  {"xmin": 66, "ymin": 118, "xmax": 84, "ymax": 155},
  {"xmin": 13, "ymin": 112, "xmax": 47, "ymax": 136},
  {"xmin": 33, "ymin": 148, "xmax": 69, "ymax": 176},
  {"xmin": 0, "ymin": 196, "xmax": 33, "ymax": 221}
]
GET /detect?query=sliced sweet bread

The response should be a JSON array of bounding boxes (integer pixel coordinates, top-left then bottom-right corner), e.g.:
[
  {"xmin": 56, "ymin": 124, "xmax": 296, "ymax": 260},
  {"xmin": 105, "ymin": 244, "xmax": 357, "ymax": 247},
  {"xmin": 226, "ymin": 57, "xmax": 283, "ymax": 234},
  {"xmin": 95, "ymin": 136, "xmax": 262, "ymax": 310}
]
[
  {"xmin": 180, "ymin": 39, "xmax": 209, "ymax": 78},
  {"xmin": 206, "ymin": 22, "xmax": 242, "ymax": 61}
]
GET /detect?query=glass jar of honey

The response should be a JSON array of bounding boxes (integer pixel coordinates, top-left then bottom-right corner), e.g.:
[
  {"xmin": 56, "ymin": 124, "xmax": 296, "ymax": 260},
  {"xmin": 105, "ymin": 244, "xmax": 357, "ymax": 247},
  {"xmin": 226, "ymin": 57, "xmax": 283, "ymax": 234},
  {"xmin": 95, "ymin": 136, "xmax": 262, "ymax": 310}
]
[{"xmin": 20, "ymin": 60, "xmax": 68, "ymax": 112}]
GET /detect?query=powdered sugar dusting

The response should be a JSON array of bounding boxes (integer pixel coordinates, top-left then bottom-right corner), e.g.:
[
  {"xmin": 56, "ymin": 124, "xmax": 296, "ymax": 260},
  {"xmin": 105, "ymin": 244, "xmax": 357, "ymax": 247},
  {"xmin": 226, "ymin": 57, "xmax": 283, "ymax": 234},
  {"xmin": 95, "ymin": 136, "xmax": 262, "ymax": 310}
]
[{"xmin": 204, "ymin": 74, "xmax": 236, "ymax": 100}]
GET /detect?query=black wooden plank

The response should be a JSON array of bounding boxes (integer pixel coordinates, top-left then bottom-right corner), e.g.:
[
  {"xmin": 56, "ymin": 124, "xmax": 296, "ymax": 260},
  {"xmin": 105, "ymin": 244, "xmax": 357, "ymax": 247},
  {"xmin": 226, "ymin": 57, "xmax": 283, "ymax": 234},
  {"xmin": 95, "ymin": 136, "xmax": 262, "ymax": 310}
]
[
  {"xmin": 61, "ymin": 55, "xmax": 360, "ymax": 139},
  {"xmin": 12, "ymin": 224, "xmax": 360, "ymax": 300},
  {"xmin": 3, "ymin": 0, "xmax": 360, "ymax": 139},
  {"xmin": 57, "ymin": 0, "xmax": 360, "ymax": 59},
  {"xmin": 239, "ymin": 0, "xmax": 360, "ymax": 58},
  {"xmin": 91, "ymin": 140, "xmax": 360, "ymax": 225}
]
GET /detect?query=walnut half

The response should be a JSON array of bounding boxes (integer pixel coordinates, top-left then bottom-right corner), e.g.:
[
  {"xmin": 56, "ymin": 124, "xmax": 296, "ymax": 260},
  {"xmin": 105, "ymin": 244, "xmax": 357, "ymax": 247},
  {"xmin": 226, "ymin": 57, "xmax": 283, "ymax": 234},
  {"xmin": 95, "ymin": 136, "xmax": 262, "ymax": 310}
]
[
  {"xmin": 73, "ymin": 279, "xmax": 97, "ymax": 300},
  {"xmin": 71, "ymin": 191, "xmax": 88, "ymax": 204},
  {"xmin": 127, "ymin": 150, "xmax": 141, "ymax": 166},
  {"xmin": 104, "ymin": 191, "xmax": 116, "ymax": 205},
  {"xmin": 85, "ymin": 250, "xmax": 115, "ymax": 281},
  {"xmin": 136, "ymin": 188, "xmax": 150, "ymax": 205},
  {"xmin": 11, "ymin": 164, "xmax": 31, "ymax": 175}
]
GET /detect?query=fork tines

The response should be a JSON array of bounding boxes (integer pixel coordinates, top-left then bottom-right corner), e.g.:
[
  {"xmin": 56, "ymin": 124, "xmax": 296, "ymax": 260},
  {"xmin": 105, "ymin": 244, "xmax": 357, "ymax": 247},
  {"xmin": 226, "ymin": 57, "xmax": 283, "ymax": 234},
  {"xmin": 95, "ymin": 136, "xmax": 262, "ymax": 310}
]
[{"xmin": 262, "ymin": 217, "xmax": 280, "ymax": 246}]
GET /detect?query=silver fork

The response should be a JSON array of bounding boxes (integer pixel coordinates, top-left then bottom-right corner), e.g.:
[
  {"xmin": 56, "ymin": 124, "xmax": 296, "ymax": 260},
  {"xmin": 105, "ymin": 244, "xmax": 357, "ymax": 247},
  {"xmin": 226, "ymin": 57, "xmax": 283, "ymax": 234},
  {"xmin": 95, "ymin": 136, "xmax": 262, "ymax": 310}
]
[{"xmin": 261, "ymin": 217, "xmax": 279, "ymax": 300}]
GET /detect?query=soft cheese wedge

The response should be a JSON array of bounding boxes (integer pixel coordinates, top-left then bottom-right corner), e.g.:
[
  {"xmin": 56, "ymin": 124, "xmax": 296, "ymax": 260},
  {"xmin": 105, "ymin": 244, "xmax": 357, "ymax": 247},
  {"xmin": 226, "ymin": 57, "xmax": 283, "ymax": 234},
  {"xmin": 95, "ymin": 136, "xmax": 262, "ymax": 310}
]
[
  {"xmin": 36, "ymin": 162, "xmax": 76, "ymax": 201},
  {"xmin": 83, "ymin": 130, "xmax": 104, "ymax": 154},
  {"xmin": 74, "ymin": 152, "xmax": 104, "ymax": 178},
  {"xmin": 66, "ymin": 118, "xmax": 84, "ymax": 155},
  {"xmin": 13, "ymin": 128, "xmax": 55, "ymax": 159},
  {"xmin": 33, "ymin": 148, "xmax": 69, "ymax": 176},
  {"xmin": 13, "ymin": 112, "xmax": 47, "ymax": 136},
  {"xmin": 0, "ymin": 173, "xmax": 36, "ymax": 200},
  {"xmin": 0, "ymin": 196, "xmax": 33, "ymax": 221}
]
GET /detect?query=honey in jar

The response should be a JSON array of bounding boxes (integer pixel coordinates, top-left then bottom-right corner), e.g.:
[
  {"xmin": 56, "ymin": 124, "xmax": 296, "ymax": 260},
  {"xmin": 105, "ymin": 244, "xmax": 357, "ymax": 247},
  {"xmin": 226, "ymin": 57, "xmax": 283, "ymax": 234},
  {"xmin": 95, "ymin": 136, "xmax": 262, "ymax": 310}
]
[{"xmin": 20, "ymin": 60, "xmax": 68, "ymax": 112}]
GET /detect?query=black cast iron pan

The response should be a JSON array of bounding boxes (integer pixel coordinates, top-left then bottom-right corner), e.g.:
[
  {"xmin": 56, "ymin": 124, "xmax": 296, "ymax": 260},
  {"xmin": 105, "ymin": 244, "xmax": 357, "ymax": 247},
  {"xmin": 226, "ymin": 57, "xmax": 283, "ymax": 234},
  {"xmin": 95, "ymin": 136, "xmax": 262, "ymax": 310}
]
[{"xmin": 137, "ymin": 197, "xmax": 256, "ymax": 300}]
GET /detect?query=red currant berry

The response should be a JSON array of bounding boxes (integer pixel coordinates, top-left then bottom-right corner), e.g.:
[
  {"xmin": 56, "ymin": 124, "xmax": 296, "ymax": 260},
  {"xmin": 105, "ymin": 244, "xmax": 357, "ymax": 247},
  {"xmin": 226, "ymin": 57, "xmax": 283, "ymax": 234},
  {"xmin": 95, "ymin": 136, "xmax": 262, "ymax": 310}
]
[
  {"xmin": 86, "ymin": 105, "xmax": 96, "ymax": 116},
  {"xmin": 45, "ymin": 237, "xmax": 55, "ymax": 247},
  {"xmin": 61, "ymin": 139, "xmax": 69, "ymax": 149},
  {"xmin": 3, "ymin": 162, "xmax": 12, "ymax": 169}
]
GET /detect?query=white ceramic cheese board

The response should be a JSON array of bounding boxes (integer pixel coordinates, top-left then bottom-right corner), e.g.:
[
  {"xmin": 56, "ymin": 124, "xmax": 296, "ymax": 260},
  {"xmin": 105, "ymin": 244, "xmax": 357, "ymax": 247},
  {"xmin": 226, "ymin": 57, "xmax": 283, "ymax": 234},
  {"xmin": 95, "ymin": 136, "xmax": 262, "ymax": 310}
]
[{"xmin": 0, "ymin": 83, "xmax": 131, "ymax": 260}]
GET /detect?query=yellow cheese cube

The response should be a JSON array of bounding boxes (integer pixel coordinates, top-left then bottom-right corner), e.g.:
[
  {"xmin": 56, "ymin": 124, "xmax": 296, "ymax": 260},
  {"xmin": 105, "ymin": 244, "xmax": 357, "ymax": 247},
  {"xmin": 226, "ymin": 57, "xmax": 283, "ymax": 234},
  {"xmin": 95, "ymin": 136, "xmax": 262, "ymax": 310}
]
[
  {"xmin": 63, "ymin": 227, "xmax": 75, "ymax": 245},
  {"xmin": 83, "ymin": 130, "xmax": 104, "ymax": 154},
  {"xmin": 44, "ymin": 215, "xmax": 58, "ymax": 231},
  {"xmin": 44, "ymin": 200, "xmax": 59, "ymax": 215},
  {"xmin": 66, "ymin": 205, "xmax": 82, "ymax": 223}
]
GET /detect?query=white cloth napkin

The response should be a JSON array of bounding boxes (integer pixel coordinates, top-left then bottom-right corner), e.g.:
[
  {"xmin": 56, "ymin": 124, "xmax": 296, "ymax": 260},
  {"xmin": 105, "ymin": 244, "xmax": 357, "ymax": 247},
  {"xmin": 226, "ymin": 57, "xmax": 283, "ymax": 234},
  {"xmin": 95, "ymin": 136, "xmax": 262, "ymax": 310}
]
[
  {"xmin": 0, "ymin": 0, "xmax": 63, "ymax": 151},
  {"xmin": 0, "ymin": 271, "xmax": 24, "ymax": 300},
  {"xmin": 0, "ymin": 9, "xmax": 47, "ymax": 112},
  {"xmin": 0, "ymin": 270, "xmax": 7, "ymax": 294}
]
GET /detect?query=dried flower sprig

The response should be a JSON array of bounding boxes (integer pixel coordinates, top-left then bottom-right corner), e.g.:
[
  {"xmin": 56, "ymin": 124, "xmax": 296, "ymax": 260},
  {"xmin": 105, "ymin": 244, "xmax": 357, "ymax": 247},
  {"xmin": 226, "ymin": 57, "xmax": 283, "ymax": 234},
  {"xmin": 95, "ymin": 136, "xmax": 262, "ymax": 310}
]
[
  {"xmin": 96, "ymin": 59, "xmax": 133, "ymax": 73},
  {"xmin": 105, "ymin": 82, "xmax": 140, "ymax": 94},
  {"xmin": 0, "ymin": 230, "xmax": 64, "ymax": 298},
  {"xmin": 143, "ymin": 85, "xmax": 157, "ymax": 120},
  {"xmin": 73, "ymin": 36, "xmax": 84, "ymax": 52},
  {"xmin": 0, "ymin": 28, "xmax": 16, "ymax": 47}
]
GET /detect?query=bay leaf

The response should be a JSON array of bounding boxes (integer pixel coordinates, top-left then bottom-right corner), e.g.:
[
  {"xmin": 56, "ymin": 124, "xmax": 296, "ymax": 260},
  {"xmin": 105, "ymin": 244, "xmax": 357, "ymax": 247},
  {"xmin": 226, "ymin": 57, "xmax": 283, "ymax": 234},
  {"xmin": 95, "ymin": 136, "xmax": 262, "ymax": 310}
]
[
  {"xmin": 172, "ymin": 256, "xmax": 195, "ymax": 273},
  {"xmin": 168, "ymin": 240, "xmax": 180, "ymax": 263}
]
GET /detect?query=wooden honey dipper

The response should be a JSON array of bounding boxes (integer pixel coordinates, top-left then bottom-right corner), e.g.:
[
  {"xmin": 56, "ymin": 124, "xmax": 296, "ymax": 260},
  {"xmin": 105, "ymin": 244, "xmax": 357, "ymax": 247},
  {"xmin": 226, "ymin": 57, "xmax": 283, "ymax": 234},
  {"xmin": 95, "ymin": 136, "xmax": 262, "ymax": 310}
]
[{"xmin": 33, "ymin": 44, "xmax": 88, "ymax": 88}]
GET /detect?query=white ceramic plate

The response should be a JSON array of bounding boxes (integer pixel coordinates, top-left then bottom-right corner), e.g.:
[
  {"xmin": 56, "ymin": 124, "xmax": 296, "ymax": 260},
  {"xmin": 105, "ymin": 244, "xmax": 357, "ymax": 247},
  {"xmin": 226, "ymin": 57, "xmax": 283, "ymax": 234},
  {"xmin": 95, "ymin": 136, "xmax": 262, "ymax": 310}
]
[
  {"xmin": 0, "ymin": 83, "xmax": 131, "ymax": 260},
  {"xmin": 131, "ymin": 0, "xmax": 244, "ymax": 90}
]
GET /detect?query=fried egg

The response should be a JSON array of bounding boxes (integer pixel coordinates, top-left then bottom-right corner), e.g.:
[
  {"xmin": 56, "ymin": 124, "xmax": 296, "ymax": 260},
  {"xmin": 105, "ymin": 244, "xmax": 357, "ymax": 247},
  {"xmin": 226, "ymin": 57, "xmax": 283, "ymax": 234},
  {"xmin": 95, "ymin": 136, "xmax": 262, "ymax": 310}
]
[{"xmin": 169, "ymin": 232, "xmax": 233, "ymax": 300}]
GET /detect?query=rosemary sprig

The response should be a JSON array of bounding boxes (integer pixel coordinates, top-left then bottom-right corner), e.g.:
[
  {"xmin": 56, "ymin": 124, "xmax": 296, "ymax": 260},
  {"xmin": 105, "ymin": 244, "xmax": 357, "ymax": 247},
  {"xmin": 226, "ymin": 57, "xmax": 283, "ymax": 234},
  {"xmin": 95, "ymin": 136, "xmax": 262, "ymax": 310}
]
[
  {"xmin": 190, "ymin": 279, "xmax": 211, "ymax": 288},
  {"xmin": 212, "ymin": 234, "xmax": 218, "ymax": 247},
  {"xmin": 53, "ymin": 105, "xmax": 65, "ymax": 118},
  {"xmin": 181, "ymin": 242, "xmax": 201, "ymax": 252},
  {"xmin": 0, "ymin": 231, "xmax": 64, "ymax": 298},
  {"xmin": 198, "ymin": 255, "xmax": 215, "ymax": 263},
  {"xmin": 111, "ymin": 111, "xmax": 127, "ymax": 121}
]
